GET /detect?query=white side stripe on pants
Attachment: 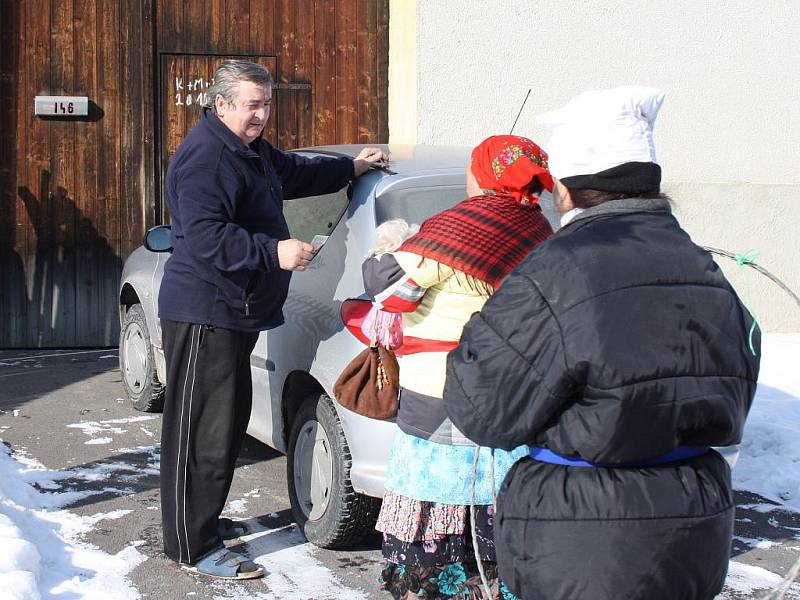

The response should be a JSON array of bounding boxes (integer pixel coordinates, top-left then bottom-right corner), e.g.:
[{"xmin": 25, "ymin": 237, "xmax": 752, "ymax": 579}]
[
  {"xmin": 175, "ymin": 325, "xmax": 199, "ymax": 563},
  {"xmin": 183, "ymin": 325, "xmax": 201, "ymax": 562}
]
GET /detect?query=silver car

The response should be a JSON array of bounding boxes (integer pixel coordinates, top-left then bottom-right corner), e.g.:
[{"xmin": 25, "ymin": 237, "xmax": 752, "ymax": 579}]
[{"xmin": 118, "ymin": 144, "xmax": 560, "ymax": 548}]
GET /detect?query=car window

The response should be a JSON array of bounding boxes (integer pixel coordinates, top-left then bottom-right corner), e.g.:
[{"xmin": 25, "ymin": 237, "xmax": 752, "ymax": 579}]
[
  {"xmin": 377, "ymin": 184, "xmax": 562, "ymax": 231},
  {"xmin": 374, "ymin": 185, "xmax": 466, "ymax": 227},
  {"xmin": 282, "ymin": 185, "xmax": 351, "ymax": 243}
]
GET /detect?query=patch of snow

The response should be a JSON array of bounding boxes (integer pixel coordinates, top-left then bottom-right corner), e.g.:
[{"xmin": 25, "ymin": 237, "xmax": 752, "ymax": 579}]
[
  {"xmin": 224, "ymin": 499, "xmax": 248, "ymax": 515},
  {"xmin": 85, "ymin": 437, "xmax": 113, "ymax": 445},
  {"xmin": 718, "ymin": 561, "xmax": 800, "ymax": 599},
  {"xmin": 13, "ymin": 446, "xmax": 159, "ymax": 508},
  {"xmin": 737, "ymin": 502, "xmax": 783, "ymax": 513},
  {"xmin": 733, "ymin": 535, "xmax": 780, "ymax": 550},
  {"xmin": 210, "ymin": 523, "xmax": 368, "ymax": 600},
  {"xmin": 67, "ymin": 416, "xmax": 159, "ymax": 445},
  {"xmin": 0, "ymin": 442, "xmax": 144, "ymax": 599},
  {"xmin": 734, "ymin": 334, "xmax": 800, "ymax": 512}
]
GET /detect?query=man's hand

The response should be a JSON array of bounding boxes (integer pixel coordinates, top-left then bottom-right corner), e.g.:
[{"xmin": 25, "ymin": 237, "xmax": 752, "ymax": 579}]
[
  {"xmin": 277, "ymin": 239, "xmax": 314, "ymax": 271},
  {"xmin": 353, "ymin": 147, "xmax": 390, "ymax": 177}
]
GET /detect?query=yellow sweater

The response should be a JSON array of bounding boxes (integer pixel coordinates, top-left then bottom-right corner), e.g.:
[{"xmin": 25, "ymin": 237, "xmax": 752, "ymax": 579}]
[{"xmin": 392, "ymin": 251, "xmax": 489, "ymax": 398}]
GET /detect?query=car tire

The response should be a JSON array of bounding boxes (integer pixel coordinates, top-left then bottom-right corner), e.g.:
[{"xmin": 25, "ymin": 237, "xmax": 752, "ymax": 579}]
[
  {"xmin": 119, "ymin": 303, "xmax": 165, "ymax": 413},
  {"xmin": 287, "ymin": 393, "xmax": 381, "ymax": 549}
]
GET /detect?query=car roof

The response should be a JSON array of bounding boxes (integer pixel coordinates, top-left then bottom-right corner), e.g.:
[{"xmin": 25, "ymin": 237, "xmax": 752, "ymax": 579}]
[{"xmin": 295, "ymin": 144, "xmax": 471, "ymax": 177}]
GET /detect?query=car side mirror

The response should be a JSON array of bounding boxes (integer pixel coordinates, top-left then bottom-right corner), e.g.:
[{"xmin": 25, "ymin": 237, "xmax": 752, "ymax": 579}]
[{"xmin": 144, "ymin": 225, "xmax": 173, "ymax": 252}]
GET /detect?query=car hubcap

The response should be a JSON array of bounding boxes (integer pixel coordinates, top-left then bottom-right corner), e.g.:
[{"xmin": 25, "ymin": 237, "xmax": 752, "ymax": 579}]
[
  {"xmin": 122, "ymin": 323, "xmax": 148, "ymax": 394},
  {"xmin": 293, "ymin": 418, "xmax": 333, "ymax": 521}
]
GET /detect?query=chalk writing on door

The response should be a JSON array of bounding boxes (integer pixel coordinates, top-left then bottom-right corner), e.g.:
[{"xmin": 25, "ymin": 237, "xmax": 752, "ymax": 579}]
[{"xmin": 173, "ymin": 77, "xmax": 214, "ymax": 107}]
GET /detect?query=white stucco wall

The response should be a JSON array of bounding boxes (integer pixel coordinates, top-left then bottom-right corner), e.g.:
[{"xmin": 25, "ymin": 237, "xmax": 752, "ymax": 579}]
[{"xmin": 390, "ymin": 0, "xmax": 800, "ymax": 331}]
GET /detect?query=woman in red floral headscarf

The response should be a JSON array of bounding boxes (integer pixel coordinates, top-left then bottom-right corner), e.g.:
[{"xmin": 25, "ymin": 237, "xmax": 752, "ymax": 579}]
[{"xmin": 360, "ymin": 136, "xmax": 553, "ymax": 600}]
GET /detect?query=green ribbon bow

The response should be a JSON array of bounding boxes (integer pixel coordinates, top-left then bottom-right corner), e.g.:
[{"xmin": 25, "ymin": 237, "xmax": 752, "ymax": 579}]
[{"xmin": 734, "ymin": 250, "xmax": 760, "ymax": 356}]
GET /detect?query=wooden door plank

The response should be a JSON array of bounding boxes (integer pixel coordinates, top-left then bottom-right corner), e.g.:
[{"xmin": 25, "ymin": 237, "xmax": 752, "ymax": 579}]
[
  {"xmin": 185, "ymin": 0, "xmax": 212, "ymax": 54},
  {"xmin": 121, "ymin": 0, "xmax": 155, "ymax": 254},
  {"xmin": 275, "ymin": 0, "xmax": 297, "ymax": 149},
  {"xmin": 73, "ymin": 0, "xmax": 102, "ymax": 345},
  {"xmin": 335, "ymin": 0, "xmax": 357, "ymax": 143},
  {"xmin": 249, "ymin": 0, "xmax": 276, "ymax": 55},
  {"xmin": 225, "ymin": 0, "xmax": 252, "ymax": 53},
  {"xmin": 49, "ymin": 0, "xmax": 78, "ymax": 345},
  {"xmin": 356, "ymin": 0, "xmax": 378, "ymax": 143},
  {"xmin": 0, "ymin": 0, "xmax": 24, "ymax": 345},
  {"xmin": 263, "ymin": 56, "xmax": 279, "ymax": 145},
  {"xmin": 295, "ymin": 0, "xmax": 314, "ymax": 148},
  {"xmin": 95, "ymin": 0, "xmax": 123, "ymax": 345},
  {"xmin": 158, "ymin": 0, "xmax": 185, "ymax": 53},
  {"xmin": 314, "ymin": 0, "xmax": 336, "ymax": 146},
  {"xmin": 160, "ymin": 54, "xmax": 187, "ymax": 221},
  {"xmin": 210, "ymin": 0, "xmax": 226, "ymax": 51},
  {"xmin": 375, "ymin": 0, "xmax": 389, "ymax": 142},
  {"xmin": 17, "ymin": 0, "xmax": 48, "ymax": 346}
]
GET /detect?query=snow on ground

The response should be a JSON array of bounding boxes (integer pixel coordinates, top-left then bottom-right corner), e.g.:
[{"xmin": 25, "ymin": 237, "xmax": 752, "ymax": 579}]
[
  {"xmin": 67, "ymin": 415, "xmax": 158, "ymax": 446},
  {"xmin": 1, "ymin": 336, "xmax": 799, "ymax": 599},
  {"xmin": 721, "ymin": 562, "xmax": 800, "ymax": 599},
  {"xmin": 224, "ymin": 499, "xmax": 249, "ymax": 514},
  {"xmin": 211, "ymin": 522, "xmax": 368, "ymax": 600},
  {"xmin": 0, "ymin": 442, "xmax": 145, "ymax": 600},
  {"xmin": 734, "ymin": 334, "xmax": 800, "ymax": 511}
]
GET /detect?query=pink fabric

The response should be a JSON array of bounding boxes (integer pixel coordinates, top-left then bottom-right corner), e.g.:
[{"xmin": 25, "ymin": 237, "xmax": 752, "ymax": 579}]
[
  {"xmin": 375, "ymin": 490, "xmax": 467, "ymax": 543},
  {"xmin": 360, "ymin": 305, "xmax": 403, "ymax": 350}
]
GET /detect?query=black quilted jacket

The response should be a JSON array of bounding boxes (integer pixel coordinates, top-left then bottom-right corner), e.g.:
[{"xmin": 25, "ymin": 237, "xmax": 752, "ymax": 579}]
[{"xmin": 444, "ymin": 197, "xmax": 760, "ymax": 600}]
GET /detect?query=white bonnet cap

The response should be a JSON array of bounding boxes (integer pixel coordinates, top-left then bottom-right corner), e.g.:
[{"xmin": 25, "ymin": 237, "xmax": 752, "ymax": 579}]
[{"xmin": 538, "ymin": 86, "xmax": 665, "ymax": 180}]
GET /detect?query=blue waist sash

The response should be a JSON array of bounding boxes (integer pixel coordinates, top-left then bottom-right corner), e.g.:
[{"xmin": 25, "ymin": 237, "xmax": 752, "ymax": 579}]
[{"xmin": 529, "ymin": 446, "xmax": 710, "ymax": 468}]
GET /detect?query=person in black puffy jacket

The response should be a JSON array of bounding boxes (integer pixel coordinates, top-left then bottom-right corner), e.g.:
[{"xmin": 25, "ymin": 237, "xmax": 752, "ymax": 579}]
[{"xmin": 443, "ymin": 86, "xmax": 760, "ymax": 600}]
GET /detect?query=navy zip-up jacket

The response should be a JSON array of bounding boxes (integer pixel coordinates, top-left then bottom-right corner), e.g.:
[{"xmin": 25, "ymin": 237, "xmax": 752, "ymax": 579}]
[{"xmin": 158, "ymin": 108, "xmax": 354, "ymax": 331}]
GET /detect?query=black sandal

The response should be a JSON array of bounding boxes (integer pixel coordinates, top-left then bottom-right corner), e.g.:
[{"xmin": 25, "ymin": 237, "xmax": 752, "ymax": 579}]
[{"xmin": 218, "ymin": 517, "xmax": 251, "ymax": 541}]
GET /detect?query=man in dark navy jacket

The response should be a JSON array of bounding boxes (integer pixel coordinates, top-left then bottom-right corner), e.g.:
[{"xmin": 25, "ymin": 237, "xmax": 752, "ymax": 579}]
[{"xmin": 158, "ymin": 59, "xmax": 386, "ymax": 578}]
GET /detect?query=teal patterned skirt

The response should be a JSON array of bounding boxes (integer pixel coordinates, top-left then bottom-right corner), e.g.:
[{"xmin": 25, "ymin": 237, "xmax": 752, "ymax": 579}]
[{"xmin": 384, "ymin": 429, "xmax": 528, "ymax": 505}]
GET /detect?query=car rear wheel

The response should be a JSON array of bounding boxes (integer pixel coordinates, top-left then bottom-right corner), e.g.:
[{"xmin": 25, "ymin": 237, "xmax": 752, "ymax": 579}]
[
  {"xmin": 287, "ymin": 393, "xmax": 380, "ymax": 548},
  {"xmin": 119, "ymin": 303, "xmax": 165, "ymax": 412}
]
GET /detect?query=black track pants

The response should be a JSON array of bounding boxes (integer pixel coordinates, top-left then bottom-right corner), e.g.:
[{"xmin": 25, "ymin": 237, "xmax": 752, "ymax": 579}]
[{"xmin": 159, "ymin": 320, "xmax": 259, "ymax": 564}]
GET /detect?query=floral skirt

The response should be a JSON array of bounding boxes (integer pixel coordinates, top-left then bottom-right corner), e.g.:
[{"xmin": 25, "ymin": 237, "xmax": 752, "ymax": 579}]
[
  {"xmin": 377, "ymin": 494, "xmax": 519, "ymax": 600},
  {"xmin": 379, "ymin": 560, "xmax": 519, "ymax": 600}
]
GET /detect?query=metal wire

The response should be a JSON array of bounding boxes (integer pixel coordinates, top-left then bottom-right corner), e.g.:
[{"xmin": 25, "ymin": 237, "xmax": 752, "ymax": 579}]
[
  {"xmin": 703, "ymin": 247, "xmax": 800, "ymax": 309},
  {"xmin": 509, "ymin": 89, "xmax": 531, "ymax": 135},
  {"xmin": 758, "ymin": 554, "xmax": 800, "ymax": 599},
  {"xmin": 471, "ymin": 446, "xmax": 493, "ymax": 600}
]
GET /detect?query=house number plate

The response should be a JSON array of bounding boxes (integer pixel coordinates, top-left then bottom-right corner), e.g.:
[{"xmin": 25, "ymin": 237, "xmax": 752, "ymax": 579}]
[{"xmin": 35, "ymin": 96, "xmax": 89, "ymax": 116}]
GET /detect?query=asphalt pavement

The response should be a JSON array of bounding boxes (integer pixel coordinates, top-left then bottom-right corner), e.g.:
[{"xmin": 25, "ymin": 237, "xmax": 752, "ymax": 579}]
[{"xmin": 0, "ymin": 348, "xmax": 798, "ymax": 600}]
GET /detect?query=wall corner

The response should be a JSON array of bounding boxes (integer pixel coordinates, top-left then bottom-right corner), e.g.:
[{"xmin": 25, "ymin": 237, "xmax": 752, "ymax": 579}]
[{"xmin": 388, "ymin": 0, "xmax": 417, "ymax": 144}]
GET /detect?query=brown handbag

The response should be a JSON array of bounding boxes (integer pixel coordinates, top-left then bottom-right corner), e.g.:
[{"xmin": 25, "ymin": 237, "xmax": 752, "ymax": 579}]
[{"xmin": 333, "ymin": 344, "xmax": 399, "ymax": 420}]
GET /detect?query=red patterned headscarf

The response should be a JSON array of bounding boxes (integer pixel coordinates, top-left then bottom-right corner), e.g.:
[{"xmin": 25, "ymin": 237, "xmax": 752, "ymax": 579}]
[
  {"xmin": 398, "ymin": 135, "xmax": 554, "ymax": 289},
  {"xmin": 470, "ymin": 135, "xmax": 554, "ymax": 205}
]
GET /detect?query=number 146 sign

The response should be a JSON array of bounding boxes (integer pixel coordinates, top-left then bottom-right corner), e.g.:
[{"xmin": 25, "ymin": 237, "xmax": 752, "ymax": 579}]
[{"xmin": 34, "ymin": 96, "xmax": 89, "ymax": 116}]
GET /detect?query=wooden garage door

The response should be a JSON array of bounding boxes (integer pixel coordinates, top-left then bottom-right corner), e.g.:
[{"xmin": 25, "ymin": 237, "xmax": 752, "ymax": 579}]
[{"xmin": 0, "ymin": 1, "xmax": 387, "ymax": 348}]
